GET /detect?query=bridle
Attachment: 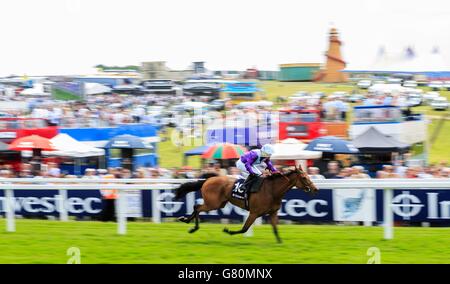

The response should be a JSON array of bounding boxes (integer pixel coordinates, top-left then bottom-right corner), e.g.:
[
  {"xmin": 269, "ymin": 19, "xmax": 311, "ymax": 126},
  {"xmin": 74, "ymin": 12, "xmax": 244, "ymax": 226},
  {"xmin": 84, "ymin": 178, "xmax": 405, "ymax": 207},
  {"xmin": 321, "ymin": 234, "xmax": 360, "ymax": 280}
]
[
  {"xmin": 278, "ymin": 166, "xmax": 317, "ymax": 194},
  {"xmin": 293, "ymin": 165, "xmax": 315, "ymax": 193}
]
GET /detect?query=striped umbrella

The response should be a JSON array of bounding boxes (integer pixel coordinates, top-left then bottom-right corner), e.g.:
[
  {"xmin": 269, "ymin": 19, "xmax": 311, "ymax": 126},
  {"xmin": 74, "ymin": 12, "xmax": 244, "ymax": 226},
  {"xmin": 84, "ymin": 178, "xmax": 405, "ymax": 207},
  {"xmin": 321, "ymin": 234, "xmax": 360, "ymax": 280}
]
[{"xmin": 201, "ymin": 143, "xmax": 248, "ymax": 160}]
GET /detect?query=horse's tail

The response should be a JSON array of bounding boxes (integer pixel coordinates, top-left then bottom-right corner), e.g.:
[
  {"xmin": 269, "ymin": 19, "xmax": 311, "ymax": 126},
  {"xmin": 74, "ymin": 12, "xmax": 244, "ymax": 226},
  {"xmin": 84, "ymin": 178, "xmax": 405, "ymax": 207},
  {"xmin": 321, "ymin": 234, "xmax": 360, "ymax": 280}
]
[{"xmin": 174, "ymin": 173, "xmax": 218, "ymax": 200}]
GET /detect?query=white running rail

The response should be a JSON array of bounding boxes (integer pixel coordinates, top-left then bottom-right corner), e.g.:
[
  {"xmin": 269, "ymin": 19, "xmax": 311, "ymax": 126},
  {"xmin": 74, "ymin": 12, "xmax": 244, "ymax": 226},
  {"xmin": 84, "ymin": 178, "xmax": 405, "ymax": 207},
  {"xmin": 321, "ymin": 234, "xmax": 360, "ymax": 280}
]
[{"xmin": 0, "ymin": 178, "xmax": 449, "ymax": 239}]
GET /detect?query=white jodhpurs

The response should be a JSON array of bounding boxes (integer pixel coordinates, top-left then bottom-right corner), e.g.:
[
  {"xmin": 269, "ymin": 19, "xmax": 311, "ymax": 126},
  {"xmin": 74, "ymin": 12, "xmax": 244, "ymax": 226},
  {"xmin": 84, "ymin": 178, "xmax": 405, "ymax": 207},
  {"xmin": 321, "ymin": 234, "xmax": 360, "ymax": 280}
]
[{"xmin": 236, "ymin": 159, "xmax": 262, "ymax": 178}]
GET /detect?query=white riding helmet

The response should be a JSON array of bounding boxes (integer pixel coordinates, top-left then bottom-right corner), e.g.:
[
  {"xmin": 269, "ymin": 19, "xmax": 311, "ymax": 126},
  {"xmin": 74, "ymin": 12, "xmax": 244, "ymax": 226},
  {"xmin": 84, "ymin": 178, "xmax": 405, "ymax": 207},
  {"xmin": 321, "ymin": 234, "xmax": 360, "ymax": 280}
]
[{"xmin": 261, "ymin": 144, "xmax": 275, "ymax": 157}]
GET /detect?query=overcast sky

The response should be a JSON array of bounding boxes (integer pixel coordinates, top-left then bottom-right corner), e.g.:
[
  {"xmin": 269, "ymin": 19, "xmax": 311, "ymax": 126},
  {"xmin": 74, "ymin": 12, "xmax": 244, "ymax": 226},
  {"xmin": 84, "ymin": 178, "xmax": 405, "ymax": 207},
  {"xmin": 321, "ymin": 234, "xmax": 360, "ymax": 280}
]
[{"xmin": 1, "ymin": 0, "xmax": 449, "ymax": 76}]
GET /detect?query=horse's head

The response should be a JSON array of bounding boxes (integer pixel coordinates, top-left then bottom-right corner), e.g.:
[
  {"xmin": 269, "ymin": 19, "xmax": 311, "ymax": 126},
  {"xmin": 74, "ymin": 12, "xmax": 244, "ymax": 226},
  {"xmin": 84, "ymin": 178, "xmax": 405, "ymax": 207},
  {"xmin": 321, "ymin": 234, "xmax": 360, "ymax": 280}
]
[{"xmin": 293, "ymin": 166, "xmax": 319, "ymax": 195}]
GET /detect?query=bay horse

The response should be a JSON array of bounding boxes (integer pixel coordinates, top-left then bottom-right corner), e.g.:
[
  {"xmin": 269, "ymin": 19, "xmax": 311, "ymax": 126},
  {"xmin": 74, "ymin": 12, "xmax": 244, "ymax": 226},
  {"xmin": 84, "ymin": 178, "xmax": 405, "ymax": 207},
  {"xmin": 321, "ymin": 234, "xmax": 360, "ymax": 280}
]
[{"xmin": 174, "ymin": 167, "xmax": 318, "ymax": 243}]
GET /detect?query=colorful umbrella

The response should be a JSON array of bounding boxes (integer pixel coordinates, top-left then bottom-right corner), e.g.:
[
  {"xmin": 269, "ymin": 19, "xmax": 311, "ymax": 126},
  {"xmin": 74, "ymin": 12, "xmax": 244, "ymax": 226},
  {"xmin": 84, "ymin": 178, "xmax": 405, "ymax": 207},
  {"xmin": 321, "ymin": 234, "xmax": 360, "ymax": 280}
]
[
  {"xmin": 201, "ymin": 143, "xmax": 248, "ymax": 160},
  {"xmin": 8, "ymin": 135, "xmax": 56, "ymax": 151}
]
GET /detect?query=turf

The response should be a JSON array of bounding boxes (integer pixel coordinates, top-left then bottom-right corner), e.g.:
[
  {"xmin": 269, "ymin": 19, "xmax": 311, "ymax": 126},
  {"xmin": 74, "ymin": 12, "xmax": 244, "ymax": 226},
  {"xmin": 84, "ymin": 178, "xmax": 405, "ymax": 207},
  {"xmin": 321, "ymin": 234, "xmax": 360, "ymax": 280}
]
[
  {"xmin": 261, "ymin": 81, "xmax": 356, "ymax": 102},
  {"xmin": 428, "ymin": 118, "xmax": 450, "ymax": 163},
  {"xmin": 52, "ymin": 88, "xmax": 83, "ymax": 101},
  {"xmin": 0, "ymin": 219, "xmax": 449, "ymax": 264},
  {"xmin": 158, "ymin": 133, "xmax": 202, "ymax": 169}
]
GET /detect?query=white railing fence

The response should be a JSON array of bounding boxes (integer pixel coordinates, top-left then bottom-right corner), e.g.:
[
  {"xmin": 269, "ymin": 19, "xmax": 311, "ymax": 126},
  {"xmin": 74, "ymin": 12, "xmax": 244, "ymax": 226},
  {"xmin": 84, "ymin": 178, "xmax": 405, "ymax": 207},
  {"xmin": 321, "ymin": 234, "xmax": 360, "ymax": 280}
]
[{"xmin": 1, "ymin": 178, "xmax": 449, "ymax": 239}]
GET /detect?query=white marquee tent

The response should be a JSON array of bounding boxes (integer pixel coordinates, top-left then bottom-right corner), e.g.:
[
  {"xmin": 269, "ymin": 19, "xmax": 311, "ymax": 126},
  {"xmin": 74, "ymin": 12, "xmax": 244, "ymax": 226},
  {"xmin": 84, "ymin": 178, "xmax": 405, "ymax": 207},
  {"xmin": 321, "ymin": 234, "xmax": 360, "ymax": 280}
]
[
  {"xmin": 44, "ymin": 133, "xmax": 105, "ymax": 158},
  {"xmin": 84, "ymin": 82, "xmax": 112, "ymax": 95},
  {"xmin": 19, "ymin": 83, "xmax": 50, "ymax": 96},
  {"xmin": 271, "ymin": 138, "xmax": 322, "ymax": 160}
]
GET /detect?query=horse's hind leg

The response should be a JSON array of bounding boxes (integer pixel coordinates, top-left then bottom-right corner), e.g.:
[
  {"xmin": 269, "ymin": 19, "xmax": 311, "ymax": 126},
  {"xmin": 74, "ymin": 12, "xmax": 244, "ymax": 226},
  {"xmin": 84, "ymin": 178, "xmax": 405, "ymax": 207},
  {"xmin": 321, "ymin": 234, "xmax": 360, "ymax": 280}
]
[
  {"xmin": 188, "ymin": 204, "xmax": 208, "ymax": 234},
  {"xmin": 188, "ymin": 200, "xmax": 227, "ymax": 233},
  {"xmin": 269, "ymin": 212, "xmax": 282, "ymax": 243},
  {"xmin": 178, "ymin": 205, "xmax": 198, "ymax": 224},
  {"xmin": 223, "ymin": 212, "xmax": 258, "ymax": 235},
  {"xmin": 179, "ymin": 199, "xmax": 228, "ymax": 224},
  {"xmin": 189, "ymin": 210, "xmax": 200, "ymax": 233}
]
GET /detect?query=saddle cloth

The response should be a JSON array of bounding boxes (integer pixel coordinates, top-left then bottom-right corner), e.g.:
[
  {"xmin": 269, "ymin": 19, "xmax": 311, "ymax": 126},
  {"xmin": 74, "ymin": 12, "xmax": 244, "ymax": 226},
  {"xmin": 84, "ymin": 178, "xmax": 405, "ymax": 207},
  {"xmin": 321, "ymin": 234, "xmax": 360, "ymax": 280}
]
[
  {"xmin": 231, "ymin": 176, "xmax": 264, "ymax": 201},
  {"xmin": 231, "ymin": 178, "xmax": 246, "ymax": 200}
]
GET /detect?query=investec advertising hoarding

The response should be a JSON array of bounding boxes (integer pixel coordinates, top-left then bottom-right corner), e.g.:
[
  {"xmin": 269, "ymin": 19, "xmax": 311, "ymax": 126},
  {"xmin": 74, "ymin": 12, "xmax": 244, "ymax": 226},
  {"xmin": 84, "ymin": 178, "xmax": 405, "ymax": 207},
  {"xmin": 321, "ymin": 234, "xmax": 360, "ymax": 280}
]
[
  {"xmin": 0, "ymin": 190, "xmax": 102, "ymax": 217},
  {"xmin": 0, "ymin": 190, "xmax": 142, "ymax": 218},
  {"xmin": 1, "ymin": 189, "xmax": 449, "ymax": 224},
  {"xmin": 333, "ymin": 189, "xmax": 376, "ymax": 222},
  {"xmin": 375, "ymin": 190, "xmax": 450, "ymax": 223},
  {"xmin": 154, "ymin": 189, "xmax": 332, "ymax": 221}
]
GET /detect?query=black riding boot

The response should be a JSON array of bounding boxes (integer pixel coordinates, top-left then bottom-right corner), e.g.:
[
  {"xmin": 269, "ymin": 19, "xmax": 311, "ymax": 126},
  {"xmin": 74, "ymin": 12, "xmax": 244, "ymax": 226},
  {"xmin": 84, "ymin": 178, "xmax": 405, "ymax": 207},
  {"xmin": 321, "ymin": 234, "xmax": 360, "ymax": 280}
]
[{"xmin": 242, "ymin": 174, "xmax": 257, "ymax": 193}]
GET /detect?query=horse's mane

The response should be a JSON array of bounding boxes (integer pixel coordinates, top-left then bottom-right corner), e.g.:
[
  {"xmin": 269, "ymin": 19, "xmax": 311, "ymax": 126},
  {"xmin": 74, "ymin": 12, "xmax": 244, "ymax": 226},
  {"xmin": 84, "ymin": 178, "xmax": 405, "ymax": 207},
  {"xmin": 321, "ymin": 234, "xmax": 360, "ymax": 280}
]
[{"xmin": 265, "ymin": 169, "xmax": 298, "ymax": 180}]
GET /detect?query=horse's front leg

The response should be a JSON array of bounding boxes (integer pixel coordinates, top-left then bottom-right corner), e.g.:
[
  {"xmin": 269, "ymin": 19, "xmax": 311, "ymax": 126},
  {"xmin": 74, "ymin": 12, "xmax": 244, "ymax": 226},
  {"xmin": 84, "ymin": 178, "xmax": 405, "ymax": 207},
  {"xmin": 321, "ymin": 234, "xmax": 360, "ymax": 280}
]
[
  {"xmin": 223, "ymin": 212, "xmax": 258, "ymax": 235},
  {"xmin": 269, "ymin": 211, "xmax": 282, "ymax": 243}
]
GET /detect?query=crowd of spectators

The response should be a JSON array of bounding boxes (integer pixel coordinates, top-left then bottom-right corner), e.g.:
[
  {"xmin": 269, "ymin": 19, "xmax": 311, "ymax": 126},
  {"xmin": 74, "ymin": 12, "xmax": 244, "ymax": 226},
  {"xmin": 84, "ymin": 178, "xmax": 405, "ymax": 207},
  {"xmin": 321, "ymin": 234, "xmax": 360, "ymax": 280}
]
[
  {"xmin": 2, "ymin": 83, "xmax": 419, "ymax": 128},
  {"xmin": 1, "ymin": 93, "xmax": 204, "ymax": 128},
  {"xmin": 306, "ymin": 160, "xmax": 449, "ymax": 179},
  {"xmin": 0, "ymin": 160, "xmax": 448, "ymax": 181},
  {"xmin": 0, "ymin": 84, "xmax": 447, "ymax": 181},
  {"xmin": 282, "ymin": 89, "xmax": 417, "ymax": 123}
]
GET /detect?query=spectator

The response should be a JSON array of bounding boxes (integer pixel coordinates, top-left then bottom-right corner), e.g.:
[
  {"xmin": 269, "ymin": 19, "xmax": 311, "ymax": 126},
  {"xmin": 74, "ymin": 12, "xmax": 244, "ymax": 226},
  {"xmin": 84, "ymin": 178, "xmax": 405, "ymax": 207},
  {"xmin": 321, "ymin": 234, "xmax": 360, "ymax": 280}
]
[
  {"xmin": 228, "ymin": 167, "xmax": 241, "ymax": 178},
  {"xmin": 440, "ymin": 168, "xmax": 450, "ymax": 178},
  {"xmin": 133, "ymin": 168, "xmax": 147, "ymax": 179},
  {"xmin": 0, "ymin": 170, "xmax": 12, "ymax": 179},
  {"xmin": 323, "ymin": 97, "xmax": 338, "ymax": 120},
  {"xmin": 348, "ymin": 166, "xmax": 371, "ymax": 179},
  {"xmin": 363, "ymin": 93, "xmax": 377, "ymax": 106},
  {"xmin": 377, "ymin": 165, "xmax": 400, "ymax": 178},
  {"xmin": 47, "ymin": 162, "xmax": 61, "ymax": 177},
  {"xmin": 82, "ymin": 168, "xmax": 99, "ymax": 179},
  {"xmin": 415, "ymin": 166, "xmax": 434, "ymax": 179},
  {"xmin": 438, "ymin": 160, "xmax": 448, "ymax": 171},
  {"xmin": 202, "ymin": 162, "xmax": 217, "ymax": 175},
  {"xmin": 335, "ymin": 167, "xmax": 352, "ymax": 179},
  {"xmin": 147, "ymin": 168, "xmax": 158, "ymax": 178},
  {"xmin": 383, "ymin": 94, "xmax": 393, "ymax": 106},
  {"xmin": 180, "ymin": 166, "xmax": 196, "ymax": 179},
  {"xmin": 97, "ymin": 169, "xmax": 108, "ymax": 177},
  {"xmin": 214, "ymin": 163, "xmax": 227, "ymax": 176},
  {"xmin": 334, "ymin": 98, "xmax": 349, "ymax": 121},
  {"xmin": 428, "ymin": 166, "xmax": 442, "ymax": 178},
  {"xmin": 99, "ymin": 170, "xmax": 117, "ymax": 222},
  {"xmin": 18, "ymin": 163, "xmax": 33, "ymax": 178},
  {"xmin": 121, "ymin": 168, "xmax": 132, "ymax": 179},
  {"xmin": 34, "ymin": 170, "xmax": 49, "ymax": 179},
  {"xmin": 308, "ymin": 167, "xmax": 325, "ymax": 179},
  {"xmin": 405, "ymin": 167, "xmax": 418, "ymax": 178},
  {"xmin": 323, "ymin": 161, "xmax": 341, "ymax": 179},
  {"xmin": 393, "ymin": 159, "xmax": 408, "ymax": 177}
]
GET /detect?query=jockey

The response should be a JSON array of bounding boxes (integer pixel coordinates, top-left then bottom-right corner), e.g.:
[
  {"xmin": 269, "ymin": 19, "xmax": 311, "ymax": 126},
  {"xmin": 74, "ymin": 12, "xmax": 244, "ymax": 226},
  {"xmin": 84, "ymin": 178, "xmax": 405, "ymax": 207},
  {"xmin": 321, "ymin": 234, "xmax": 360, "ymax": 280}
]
[{"xmin": 236, "ymin": 144, "xmax": 278, "ymax": 192}]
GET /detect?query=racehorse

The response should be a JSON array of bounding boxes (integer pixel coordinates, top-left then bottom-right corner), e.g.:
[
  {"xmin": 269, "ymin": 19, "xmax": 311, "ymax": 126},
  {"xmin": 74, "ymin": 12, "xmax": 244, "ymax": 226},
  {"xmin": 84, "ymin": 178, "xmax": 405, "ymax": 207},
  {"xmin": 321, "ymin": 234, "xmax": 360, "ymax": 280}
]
[{"xmin": 174, "ymin": 166, "xmax": 318, "ymax": 243}]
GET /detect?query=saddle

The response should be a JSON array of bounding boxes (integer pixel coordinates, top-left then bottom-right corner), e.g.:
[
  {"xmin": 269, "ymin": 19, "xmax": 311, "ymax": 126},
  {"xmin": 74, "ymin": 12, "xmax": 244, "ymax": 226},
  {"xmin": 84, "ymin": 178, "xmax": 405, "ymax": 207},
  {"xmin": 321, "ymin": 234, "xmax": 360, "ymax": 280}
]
[{"xmin": 231, "ymin": 176, "xmax": 264, "ymax": 209}]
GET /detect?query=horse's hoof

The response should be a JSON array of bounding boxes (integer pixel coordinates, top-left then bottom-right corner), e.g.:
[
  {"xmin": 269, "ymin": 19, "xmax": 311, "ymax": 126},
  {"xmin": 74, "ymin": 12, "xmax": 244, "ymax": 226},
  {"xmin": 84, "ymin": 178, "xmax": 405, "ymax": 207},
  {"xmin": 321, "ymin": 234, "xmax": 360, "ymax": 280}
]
[
  {"xmin": 189, "ymin": 227, "xmax": 198, "ymax": 234},
  {"xmin": 178, "ymin": 217, "xmax": 186, "ymax": 223},
  {"xmin": 223, "ymin": 228, "xmax": 230, "ymax": 234}
]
